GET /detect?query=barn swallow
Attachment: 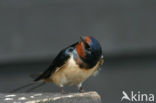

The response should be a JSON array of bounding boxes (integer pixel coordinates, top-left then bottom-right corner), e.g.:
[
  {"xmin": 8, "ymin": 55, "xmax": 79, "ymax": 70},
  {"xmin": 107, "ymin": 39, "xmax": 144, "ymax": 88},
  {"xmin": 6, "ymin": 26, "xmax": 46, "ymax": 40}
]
[{"xmin": 11, "ymin": 36, "xmax": 104, "ymax": 93}]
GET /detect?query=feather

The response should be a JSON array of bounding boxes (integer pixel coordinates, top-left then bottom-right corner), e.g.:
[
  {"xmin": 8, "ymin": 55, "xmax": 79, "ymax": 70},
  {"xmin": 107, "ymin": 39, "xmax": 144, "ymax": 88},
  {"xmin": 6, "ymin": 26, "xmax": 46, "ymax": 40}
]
[{"xmin": 34, "ymin": 42, "xmax": 78, "ymax": 81}]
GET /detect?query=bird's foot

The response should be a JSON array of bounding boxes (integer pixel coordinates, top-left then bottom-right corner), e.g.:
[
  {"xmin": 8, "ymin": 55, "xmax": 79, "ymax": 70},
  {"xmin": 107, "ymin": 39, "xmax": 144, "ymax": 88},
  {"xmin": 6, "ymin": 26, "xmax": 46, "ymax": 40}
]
[
  {"xmin": 78, "ymin": 87, "xmax": 85, "ymax": 93},
  {"xmin": 61, "ymin": 87, "xmax": 67, "ymax": 94}
]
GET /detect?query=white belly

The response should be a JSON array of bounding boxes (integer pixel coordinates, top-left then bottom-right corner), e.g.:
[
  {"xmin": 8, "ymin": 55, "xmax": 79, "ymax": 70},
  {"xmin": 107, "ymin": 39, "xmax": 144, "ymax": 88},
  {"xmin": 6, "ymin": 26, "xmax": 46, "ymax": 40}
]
[{"xmin": 50, "ymin": 55, "xmax": 102, "ymax": 87}]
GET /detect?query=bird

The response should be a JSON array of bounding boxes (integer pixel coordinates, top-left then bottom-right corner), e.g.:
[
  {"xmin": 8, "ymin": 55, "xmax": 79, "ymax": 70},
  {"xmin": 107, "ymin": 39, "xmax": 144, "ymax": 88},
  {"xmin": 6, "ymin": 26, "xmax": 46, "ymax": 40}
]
[{"xmin": 11, "ymin": 36, "xmax": 104, "ymax": 93}]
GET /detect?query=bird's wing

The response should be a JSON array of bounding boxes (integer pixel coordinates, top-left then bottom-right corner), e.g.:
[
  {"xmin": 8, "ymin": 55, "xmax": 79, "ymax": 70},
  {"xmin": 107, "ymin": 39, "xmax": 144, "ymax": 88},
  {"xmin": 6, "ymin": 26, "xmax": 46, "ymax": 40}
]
[{"xmin": 34, "ymin": 42, "xmax": 78, "ymax": 81}]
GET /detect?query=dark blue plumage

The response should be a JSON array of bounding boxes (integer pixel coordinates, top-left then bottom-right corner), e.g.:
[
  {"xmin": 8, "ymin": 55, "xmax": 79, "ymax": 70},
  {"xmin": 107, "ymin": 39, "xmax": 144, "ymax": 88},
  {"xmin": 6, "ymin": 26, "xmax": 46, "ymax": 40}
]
[
  {"xmin": 79, "ymin": 36, "xmax": 102, "ymax": 68},
  {"xmin": 34, "ymin": 36, "xmax": 104, "ymax": 93},
  {"xmin": 11, "ymin": 36, "xmax": 104, "ymax": 93},
  {"xmin": 34, "ymin": 42, "xmax": 78, "ymax": 81}
]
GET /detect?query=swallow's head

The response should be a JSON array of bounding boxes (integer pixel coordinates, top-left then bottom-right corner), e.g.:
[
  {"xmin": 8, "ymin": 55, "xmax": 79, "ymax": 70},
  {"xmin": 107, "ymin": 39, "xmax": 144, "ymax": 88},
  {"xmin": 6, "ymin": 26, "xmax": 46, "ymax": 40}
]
[{"xmin": 76, "ymin": 36, "xmax": 102, "ymax": 67}]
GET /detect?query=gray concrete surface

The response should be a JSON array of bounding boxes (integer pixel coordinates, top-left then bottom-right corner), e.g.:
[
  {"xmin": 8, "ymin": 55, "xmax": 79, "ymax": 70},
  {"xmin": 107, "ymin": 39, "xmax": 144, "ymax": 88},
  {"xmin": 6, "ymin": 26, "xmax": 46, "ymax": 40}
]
[{"xmin": 0, "ymin": 92, "xmax": 101, "ymax": 103}]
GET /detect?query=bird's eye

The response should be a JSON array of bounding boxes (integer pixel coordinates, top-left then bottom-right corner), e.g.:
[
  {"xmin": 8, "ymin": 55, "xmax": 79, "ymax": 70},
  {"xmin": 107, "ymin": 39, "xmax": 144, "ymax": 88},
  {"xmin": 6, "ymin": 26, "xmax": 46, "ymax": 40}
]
[
  {"xmin": 87, "ymin": 49, "xmax": 91, "ymax": 54},
  {"xmin": 87, "ymin": 47, "xmax": 91, "ymax": 51},
  {"xmin": 84, "ymin": 43, "xmax": 90, "ymax": 51},
  {"xmin": 86, "ymin": 47, "xmax": 91, "ymax": 54}
]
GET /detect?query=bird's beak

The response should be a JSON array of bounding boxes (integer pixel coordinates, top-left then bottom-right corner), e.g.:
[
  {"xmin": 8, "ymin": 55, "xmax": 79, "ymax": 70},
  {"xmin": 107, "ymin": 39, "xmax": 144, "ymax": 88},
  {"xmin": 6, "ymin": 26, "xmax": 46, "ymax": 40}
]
[
  {"xmin": 80, "ymin": 36, "xmax": 90, "ymax": 49},
  {"xmin": 80, "ymin": 36, "xmax": 85, "ymax": 43}
]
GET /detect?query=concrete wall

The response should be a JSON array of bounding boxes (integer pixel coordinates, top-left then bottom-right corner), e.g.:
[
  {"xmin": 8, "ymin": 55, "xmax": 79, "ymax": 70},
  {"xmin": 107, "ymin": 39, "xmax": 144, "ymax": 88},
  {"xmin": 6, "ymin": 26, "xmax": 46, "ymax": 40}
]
[
  {"xmin": 0, "ymin": 0, "xmax": 156, "ymax": 63},
  {"xmin": 0, "ymin": 1, "xmax": 156, "ymax": 103}
]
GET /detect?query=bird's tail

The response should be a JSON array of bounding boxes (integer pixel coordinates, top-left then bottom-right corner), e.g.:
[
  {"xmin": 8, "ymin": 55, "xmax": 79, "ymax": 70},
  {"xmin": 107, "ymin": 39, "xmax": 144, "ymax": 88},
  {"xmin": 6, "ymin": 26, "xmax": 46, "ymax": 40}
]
[
  {"xmin": 10, "ymin": 82, "xmax": 45, "ymax": 93},
  {"xmin": 25, "ymin": 82, "xmax": 45, "ymax": 92},
  {"xmin": 10, "ymin": 73, "xmax": 46, "ymax": 93},
  {"xmin": 10, "ymin": 82, "xmax": 35, "ymax": 93}
]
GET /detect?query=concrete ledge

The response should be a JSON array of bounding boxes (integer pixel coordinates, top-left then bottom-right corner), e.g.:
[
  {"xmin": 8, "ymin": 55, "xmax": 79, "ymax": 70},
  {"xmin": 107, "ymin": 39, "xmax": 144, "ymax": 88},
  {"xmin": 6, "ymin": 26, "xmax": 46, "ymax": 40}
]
[{"xmin": 0, "ymin": 91, "xmax": 101, "ymax": 103}]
